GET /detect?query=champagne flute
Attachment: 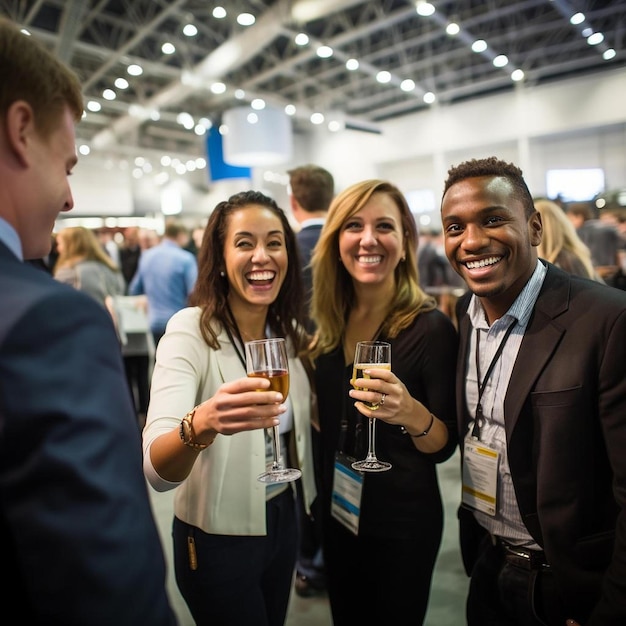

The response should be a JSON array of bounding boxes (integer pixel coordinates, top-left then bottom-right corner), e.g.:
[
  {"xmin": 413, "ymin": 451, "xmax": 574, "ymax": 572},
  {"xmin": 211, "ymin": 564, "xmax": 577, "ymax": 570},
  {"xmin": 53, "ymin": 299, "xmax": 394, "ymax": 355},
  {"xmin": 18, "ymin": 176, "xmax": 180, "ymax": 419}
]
[
  {"xmin": 245, "ymin": 337, "xmax": 301, "ymax": 483},
  {"xmin": 351, "ymin": 340, "xmax": 392, "ymax": 472}
]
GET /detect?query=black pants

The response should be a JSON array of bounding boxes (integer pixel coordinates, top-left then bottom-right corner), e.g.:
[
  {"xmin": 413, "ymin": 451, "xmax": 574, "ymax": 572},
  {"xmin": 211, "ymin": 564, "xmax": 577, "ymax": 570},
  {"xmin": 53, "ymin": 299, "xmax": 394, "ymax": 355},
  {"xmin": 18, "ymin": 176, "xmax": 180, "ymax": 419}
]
[
  {"xmin": 173, "ymin": 489, "xmax": 297, "ymax": 626},
  {"xmin": 467, "ymin": 539, "xmax": 566, "ymax": 626}
]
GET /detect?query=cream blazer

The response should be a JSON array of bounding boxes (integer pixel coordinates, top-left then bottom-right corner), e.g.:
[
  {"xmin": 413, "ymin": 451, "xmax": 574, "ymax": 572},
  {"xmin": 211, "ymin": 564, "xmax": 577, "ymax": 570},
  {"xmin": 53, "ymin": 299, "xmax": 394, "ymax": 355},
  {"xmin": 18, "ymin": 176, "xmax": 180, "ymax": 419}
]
[{"xmin": 142, "ymin": 307, "xmax": 316, "ymax": 535}]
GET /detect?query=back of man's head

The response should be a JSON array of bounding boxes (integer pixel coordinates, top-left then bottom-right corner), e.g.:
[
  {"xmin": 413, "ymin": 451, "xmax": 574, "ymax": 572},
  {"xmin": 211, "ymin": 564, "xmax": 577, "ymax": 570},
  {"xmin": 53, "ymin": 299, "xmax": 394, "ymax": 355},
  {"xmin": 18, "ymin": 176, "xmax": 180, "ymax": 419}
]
[
  {"xmin": 0, "ymin": 17, "xmax": 83, "ymax": 138},
  {"xmin": 164, "ymin": 221, "xmax": 190, "ymax": 246},
  {"xmin": 288, "ymin": 164, "xmax": 334, "ymax": 214}
]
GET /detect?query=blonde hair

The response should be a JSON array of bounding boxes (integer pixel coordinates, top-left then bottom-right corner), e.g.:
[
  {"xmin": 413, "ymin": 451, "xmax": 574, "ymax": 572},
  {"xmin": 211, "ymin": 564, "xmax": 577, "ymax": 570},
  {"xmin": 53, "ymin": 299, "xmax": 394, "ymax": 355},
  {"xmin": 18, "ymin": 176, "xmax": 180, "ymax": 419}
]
[
  {"xmin": 55, "ymin": 227, "xmax": 119, "ymax": 273},
  {"xmin": 310, "ymin": 179, "xmax": 436, "ymax": 359},
  {"xmin": 535, "ymin": 199, "xmax": 596, "ymax": 279}
]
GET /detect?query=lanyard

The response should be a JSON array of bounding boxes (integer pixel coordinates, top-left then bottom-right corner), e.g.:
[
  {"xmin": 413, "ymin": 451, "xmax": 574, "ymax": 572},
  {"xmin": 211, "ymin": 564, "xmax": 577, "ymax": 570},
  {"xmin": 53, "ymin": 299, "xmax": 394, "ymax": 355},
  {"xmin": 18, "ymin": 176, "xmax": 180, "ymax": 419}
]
[{"xmin": 471, "ymin": 321, "xmax": 516, "ymax": 440}]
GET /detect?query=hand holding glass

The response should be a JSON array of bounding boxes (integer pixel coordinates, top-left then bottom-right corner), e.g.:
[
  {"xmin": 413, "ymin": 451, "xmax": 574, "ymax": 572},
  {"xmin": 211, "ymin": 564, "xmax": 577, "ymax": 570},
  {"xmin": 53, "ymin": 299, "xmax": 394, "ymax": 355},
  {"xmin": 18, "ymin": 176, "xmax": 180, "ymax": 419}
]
[
  {"xmin": 245, "ymin": 337, "xmax": 301, "ymax": 483},
  {"xmin": 351, "ymin": 340, "xmax": 392, "ymax": 472}
]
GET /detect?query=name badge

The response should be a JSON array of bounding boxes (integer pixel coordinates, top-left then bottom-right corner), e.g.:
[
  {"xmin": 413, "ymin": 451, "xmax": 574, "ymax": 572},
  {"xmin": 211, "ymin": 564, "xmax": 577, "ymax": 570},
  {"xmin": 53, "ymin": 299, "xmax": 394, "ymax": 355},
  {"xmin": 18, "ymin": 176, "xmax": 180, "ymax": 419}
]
[
  {"xmin": 462, "ymin": 438, "xmax": 499, "ymax": 516},
  {"xmin": 331, "ymin": 452, "xmax": 363, "ymax": 535}
]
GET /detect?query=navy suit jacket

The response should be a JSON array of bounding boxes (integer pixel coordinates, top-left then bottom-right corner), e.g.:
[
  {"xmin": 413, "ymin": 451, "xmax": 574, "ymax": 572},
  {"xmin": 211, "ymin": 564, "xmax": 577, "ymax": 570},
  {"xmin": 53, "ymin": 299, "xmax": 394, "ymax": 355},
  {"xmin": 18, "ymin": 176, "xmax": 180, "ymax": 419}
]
[
  {"xmin": 0, "ymin": 241, "xmax": 175, "ymax": 625},
  {"xmin": 456, "ymin": 262, "xmax": 626, "ymax": 625}
]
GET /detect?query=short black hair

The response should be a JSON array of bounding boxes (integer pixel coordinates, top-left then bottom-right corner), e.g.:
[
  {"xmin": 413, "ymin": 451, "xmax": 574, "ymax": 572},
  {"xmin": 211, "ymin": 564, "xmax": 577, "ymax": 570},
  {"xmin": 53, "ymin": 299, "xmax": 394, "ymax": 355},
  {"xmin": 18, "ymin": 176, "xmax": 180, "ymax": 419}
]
[{"xmin": 442, "ymin": 156, "xmax": 535, "ymax": 217}]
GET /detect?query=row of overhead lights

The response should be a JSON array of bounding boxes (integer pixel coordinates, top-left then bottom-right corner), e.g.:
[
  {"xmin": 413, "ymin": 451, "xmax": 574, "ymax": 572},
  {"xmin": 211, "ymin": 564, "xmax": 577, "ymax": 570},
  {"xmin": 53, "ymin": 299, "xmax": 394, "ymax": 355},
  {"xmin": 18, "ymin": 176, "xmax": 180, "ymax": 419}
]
[{"xmin": 45, "ymin": 0, "xmax": 621, "ymax": 159}]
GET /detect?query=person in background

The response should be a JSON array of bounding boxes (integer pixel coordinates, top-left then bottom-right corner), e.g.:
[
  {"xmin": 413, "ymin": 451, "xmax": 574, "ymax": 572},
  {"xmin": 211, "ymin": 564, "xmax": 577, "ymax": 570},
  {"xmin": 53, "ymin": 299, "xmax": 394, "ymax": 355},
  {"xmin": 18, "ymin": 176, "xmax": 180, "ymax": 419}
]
[
  {"xmin": 129, "ymin": 219, "xmax": 197, "ymax": 346},
  {"xmin": 310, "ymin": 179, "xmax": 459, "ymax": 625},
  {"xmin": 534, "ymin": 198, "xmax": 601, "ymax": 281},
  {"xmin": 441, "ymin": 156, "xmax": 626, "ymax": 626},
  {"xmin": 566, "ymin": 200, "xmax": 621, "ymax": 284},
  {"xmin": 119, "ymin": 225, "xmax": 142, "ymax": 289},
  {"xmin": 95, "ymin": 226, "xmax": 121, "ymax": 267},
  {"xmin": 54, "ymin": 225, "xmax": 126, "ymax": 313},
  {"xmin": 288, "ymin": 163, "xmax": 335, "ymax": 334},
  {"xmin": 142, "ymin": 190, "xmax": 317, "ymax": 626},
  {"xmin": 287, "ymin": 162, "xmax": 334, "ymax": 598},
  {"xmin": 0, "ymin": 16, "xmax": 174, "ymax": 625}
]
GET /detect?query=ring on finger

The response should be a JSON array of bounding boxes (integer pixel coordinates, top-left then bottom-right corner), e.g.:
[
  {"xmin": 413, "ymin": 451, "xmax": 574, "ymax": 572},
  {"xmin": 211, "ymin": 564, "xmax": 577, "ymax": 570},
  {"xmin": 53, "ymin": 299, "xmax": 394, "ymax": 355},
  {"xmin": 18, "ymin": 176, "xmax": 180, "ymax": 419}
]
[{"xmin": 379, "ymin": 392, "xmax": 386, "ymax": 406}]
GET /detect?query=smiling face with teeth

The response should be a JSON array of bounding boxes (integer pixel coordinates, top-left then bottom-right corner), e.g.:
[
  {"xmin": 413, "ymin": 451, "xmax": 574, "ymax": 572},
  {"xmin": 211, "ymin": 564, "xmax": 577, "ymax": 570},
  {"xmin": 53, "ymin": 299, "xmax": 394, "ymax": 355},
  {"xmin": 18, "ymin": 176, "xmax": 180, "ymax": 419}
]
[
  {"xmin": 223, "ymin": 204, "xmax": 288, "ymax": 314},
  {"xmin": 338, "ymin": 191, "xmax": 405, "ymax": 290},
  {"xmin": 441, "ymin": 175, "xmax": 542, "ymax": 323}
]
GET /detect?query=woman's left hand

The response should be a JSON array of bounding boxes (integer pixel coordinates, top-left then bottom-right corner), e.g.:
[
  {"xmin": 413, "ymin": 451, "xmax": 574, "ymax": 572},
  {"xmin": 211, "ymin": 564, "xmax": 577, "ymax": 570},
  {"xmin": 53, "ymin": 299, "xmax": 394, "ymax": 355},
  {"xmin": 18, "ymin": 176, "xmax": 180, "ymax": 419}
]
[{"xmin": 349, "ymin": 367, "xmax": 412, "ymax": 425}]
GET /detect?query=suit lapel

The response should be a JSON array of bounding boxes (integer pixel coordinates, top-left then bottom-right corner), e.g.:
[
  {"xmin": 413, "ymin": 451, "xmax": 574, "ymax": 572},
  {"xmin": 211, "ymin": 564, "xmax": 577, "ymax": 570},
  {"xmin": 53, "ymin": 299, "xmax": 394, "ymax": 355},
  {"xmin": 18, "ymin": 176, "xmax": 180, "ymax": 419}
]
[{"xmin": 503, "ymin": 266, "xmax": 570, "ymax": 438}]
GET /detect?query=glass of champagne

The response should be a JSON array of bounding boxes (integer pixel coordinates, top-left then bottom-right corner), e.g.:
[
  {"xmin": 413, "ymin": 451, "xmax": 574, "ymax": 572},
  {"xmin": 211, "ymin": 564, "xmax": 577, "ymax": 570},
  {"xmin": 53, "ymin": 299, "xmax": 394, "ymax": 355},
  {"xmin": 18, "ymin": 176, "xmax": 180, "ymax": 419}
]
[
  {"xmin": 351, "ymin": 340, "xmax": 392, "ymax": 472},
  {"xmin": 245, "ymin": 337, "xmax": 302, "ymax": 483}
]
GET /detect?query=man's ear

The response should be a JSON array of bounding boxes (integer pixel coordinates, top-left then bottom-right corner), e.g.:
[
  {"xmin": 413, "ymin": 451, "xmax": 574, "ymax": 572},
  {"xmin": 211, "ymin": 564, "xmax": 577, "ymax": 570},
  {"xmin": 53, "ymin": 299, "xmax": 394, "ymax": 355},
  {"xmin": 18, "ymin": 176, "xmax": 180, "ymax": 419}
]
[
  {"xmin": 529, "ymin": 210, "xmax": 542, "ymax": 247},
  {"xmin": 5, "ymin": 100, "xmax": 36, "ymax": 167}
]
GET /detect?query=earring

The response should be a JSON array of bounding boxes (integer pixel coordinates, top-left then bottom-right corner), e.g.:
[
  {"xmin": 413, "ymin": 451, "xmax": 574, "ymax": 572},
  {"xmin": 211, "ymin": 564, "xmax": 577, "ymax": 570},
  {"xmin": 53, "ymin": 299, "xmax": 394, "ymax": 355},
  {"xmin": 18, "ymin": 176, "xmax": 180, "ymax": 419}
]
[{"xmin": 220, "ymin": 270, "xmax": 225, "ymax": 277}]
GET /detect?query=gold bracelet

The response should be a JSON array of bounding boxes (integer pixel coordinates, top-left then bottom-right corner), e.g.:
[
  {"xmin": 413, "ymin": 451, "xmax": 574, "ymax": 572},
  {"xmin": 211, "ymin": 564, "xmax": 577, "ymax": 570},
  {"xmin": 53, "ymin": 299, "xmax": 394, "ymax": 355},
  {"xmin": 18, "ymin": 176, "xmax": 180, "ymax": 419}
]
[
  {"xmin": 179, "ymin": 406, "xmax": 214, "ymax": 450},
  {"xmin": 401, "ymin": 413, "xmax": 435, "ymax": 438}
]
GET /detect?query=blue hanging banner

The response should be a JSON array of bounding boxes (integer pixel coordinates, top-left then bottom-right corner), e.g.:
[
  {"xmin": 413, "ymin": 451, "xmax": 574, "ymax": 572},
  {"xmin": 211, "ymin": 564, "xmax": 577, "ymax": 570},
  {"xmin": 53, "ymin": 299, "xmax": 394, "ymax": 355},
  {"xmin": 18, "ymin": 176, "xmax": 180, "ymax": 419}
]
[{"xmin": 206, "ymin": 126, "xmax": 251, "ymax": 182}]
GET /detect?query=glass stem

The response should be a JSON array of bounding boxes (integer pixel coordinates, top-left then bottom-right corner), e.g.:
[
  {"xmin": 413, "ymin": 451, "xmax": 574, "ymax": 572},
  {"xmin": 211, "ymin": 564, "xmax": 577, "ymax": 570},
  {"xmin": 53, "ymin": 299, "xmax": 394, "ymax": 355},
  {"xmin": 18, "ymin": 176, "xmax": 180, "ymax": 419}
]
[
  {"xmin": 270, "ymin": 424, "xmax": 282, "ymax": 469},
  {"xmin": 365, "ymin": 417, "xmax": 378, "ymax": 461}
]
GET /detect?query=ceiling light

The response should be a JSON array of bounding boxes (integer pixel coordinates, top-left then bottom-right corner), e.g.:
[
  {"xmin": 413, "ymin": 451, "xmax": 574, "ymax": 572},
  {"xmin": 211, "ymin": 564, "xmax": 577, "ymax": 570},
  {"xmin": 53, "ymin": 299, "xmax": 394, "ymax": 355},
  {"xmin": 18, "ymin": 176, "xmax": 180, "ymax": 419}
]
[
  {"xmin": 346, "ymin": 58, "xmax": 359, "ymax": 71},
  {"xmin": 400, "ymin": 79, "xmax": 415, "ymax": 92},
  {"xmin": 234, "ymin": 89, "xmax": 245, "ymax": 99},
  {"xmin": 194, "ymin": 125, "xmax": 206, "ymax": 135},
  {"xmin": 570, "ymin": 12, "xmax": 585, "ymax": 25},
  {"xmin": 78, "ymin": 145, "xmax": 90, "ymax": 156},
  {"xmin": 376, "ymin": 70, "xmax": 392, "ymax": 83},
  {"xmin": 446, "ymin": 23, "xmax": 460, "ymax": 36},
  {"xmin": 295, "ymin": 33, "xmax": 309, "ymax": 46},
  {"xmin": 328, "ymin": 120, "xmax": 343, "ymax": 132},
  {"xmin": 162, "ymin": 42, "xmax": 175, "ymax": 55},
  {"xmin": 237, "ymin": 13, "xmax": 255, "ymax": 26},
  {"xmin": 247, "ymin": 113, "xmax": 259, "ymax": 124},
  {"xmin": 102, "ymin": 89, "xmax": 116, "ymax": 100},
  {"xmin": 587, "ymin": 32, "xmax": 604, "ymax": 45},
  {"xmin": 183, "ymin": 24, "xmax": 197, "ymax": 37},
  {"xmin": 317, "ymin": 45, "xmax": 333, "ymax": 58},
  {"xmin": 160, "ymin": 156, "xmax": 172, "ymax": 167},
  {"xmin": 310, "ymin": 113, "xmax": 325, "ymax": 125},
  {"xmin": 251, "ymin": 98, "xmax": 266, "ymax": 110},
  {"xmin": 213, "ymin": 7, "xmax": 226, "ymax": 19},
  {"xmin": 471, "ymin": 39, "xmax": 487, "ymax": 53},
  {"xmin": 198, "ymin": 117, "xmax": 212, "ymax": 129},
  {"xmin": 114, "ymin": 77, "xmax": 129, "ymax": 89},
  {"xmin": 493, "ymin": 54, "xmax": 508, "ymax": 68},
  {"xmin": 150, "ymin": 110, "xmax": 160, "ymax": 121},
  {"xmin": 423, "ymin": 92, "xmax": 436, "ymax": 104},
  {"xmin": 195, "ymin": 158, "xmax": 207, "ymax": 169},
  {"xmin": 127, "ymin": 64, "xmax": 143, "ymax": 76},
  {"xmin": 511, "ymin": 69, "xmax": 525, "ymax": 82},
  {"xmin": 210, "ymin": 82, "xmax": 226, "ymax": 94},
  {"xmin": 285, "ymin": 104, "xmax": 296, "ymax": 116},
  {"xmin": 415, "ymin": 2, "xmax": 435, "ymax": 17},
  {"xmin": 87, "ymin": 100, "xmax": 101, "ymax": 112},
  {"xmin": 603, "ymin": 48, "xmax": 616, "ymax": 60},
  {"xmin": 582, "ymin": 27, "xmax": 593, "ymax": 37}
]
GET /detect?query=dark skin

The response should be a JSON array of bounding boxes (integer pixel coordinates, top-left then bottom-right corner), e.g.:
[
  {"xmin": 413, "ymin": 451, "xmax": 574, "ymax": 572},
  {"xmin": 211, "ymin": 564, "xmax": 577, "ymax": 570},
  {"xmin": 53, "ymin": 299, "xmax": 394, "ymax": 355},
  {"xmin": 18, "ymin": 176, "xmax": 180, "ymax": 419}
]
[
  {"xmin": 441, "ymin": 175, "xmax": 542, "ymax": 325},
  {"xmin": 442, "ymin": 177, "xmax": 584, "ymax": 626}
]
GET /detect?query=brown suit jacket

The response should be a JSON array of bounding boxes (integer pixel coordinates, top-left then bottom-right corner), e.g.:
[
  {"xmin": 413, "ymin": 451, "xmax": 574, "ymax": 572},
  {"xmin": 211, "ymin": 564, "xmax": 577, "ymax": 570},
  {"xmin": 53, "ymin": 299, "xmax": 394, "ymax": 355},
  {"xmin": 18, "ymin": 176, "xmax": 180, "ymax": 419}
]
[{"xmin": 456, "ymin": 261, "xmax": 626, "ymax": 625}]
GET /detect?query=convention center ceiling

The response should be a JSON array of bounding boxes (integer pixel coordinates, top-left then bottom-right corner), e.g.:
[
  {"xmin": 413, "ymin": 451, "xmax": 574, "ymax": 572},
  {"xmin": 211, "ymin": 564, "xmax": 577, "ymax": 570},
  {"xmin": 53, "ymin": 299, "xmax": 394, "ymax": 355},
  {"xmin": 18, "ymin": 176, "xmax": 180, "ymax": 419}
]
[{"xmin": 2, "ymin": 0, "xmax": 624, "ymax": 161}]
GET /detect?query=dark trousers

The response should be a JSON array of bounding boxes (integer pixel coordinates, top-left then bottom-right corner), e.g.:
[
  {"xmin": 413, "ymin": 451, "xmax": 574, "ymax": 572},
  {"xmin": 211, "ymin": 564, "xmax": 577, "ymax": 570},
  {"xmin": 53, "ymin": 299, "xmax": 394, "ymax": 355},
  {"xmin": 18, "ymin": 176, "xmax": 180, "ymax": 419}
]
[
  {"xmin": 123, "ymin": 354, "xmax": 150, "ymax": 420},
  {"xmin": 173, "ymin": 489, "xmax": 297, "ymax": 626},
  {"xmin": 467, "ymin": 538, "xmax": 567, "ymax": 626}
]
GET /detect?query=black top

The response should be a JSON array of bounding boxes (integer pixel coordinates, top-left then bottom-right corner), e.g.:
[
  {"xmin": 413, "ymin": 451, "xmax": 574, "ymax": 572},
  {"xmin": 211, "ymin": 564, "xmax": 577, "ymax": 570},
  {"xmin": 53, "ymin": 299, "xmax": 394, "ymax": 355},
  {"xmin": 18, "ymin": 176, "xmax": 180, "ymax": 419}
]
[{"xmin": 314, "ymin": 307, "xmax": 459, "ymax": 537}]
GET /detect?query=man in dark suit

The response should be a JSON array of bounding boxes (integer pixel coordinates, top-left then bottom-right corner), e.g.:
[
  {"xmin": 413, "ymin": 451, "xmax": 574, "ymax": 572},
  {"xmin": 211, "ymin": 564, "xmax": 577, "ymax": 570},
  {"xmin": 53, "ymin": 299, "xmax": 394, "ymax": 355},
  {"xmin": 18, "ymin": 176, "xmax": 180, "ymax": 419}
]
[
  {"xmin": 0, "ymin": 18, "xmax": 175, "ymax": 625},
  {"xmin": 441, "ymin": 156, "xmax": 626, "ymax": 626},
  {"xmin": 289, "ymin": 163, "xmax": 335, "ymax": 334},
  {"xmin": 288, "ymin": 164, "xmax": 334, "ymax": 597}
]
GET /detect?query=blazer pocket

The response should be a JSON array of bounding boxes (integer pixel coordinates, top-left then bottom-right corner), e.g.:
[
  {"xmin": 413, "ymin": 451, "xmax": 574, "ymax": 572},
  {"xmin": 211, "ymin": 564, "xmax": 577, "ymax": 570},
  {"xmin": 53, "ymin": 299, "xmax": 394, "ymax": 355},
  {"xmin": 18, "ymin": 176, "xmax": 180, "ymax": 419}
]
[{"xmin": 530, "ymin": 385, "xmax": 582, "ymax": 409}]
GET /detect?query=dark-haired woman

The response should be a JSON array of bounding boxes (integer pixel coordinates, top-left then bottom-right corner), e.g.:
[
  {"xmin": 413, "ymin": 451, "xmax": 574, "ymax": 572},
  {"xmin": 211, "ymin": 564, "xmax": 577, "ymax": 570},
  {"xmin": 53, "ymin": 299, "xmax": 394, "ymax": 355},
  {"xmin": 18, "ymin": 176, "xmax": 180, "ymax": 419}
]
[{"xmin": 142, "ymin": 191, "xmax": 316, "ymax": 626}]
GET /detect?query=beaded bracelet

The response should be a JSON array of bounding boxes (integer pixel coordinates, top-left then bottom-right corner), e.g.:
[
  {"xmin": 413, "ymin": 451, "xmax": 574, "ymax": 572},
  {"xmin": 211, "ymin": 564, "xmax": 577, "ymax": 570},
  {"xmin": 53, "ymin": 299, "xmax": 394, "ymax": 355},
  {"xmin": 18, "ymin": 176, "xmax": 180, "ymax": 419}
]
[{"xmin": 401, "ymin": 412, "xmax": 435, "ymax": 438}]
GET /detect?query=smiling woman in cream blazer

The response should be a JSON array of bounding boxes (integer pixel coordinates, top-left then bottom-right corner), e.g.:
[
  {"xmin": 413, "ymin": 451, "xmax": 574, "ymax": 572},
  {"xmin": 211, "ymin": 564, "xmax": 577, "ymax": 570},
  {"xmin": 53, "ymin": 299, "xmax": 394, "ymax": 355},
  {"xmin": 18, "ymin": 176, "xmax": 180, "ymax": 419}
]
[{"xmin": 142, "ymin": 191, "xmax": 316, "ymax": 626}]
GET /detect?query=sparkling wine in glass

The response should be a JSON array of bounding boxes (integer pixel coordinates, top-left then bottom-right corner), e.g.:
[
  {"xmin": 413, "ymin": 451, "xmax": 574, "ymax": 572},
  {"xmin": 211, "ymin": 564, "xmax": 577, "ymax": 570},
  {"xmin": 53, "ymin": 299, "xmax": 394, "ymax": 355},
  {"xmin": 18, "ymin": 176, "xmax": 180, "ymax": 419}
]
[
  {"xmin": 245, "ymin": 337, "xmax": 301, "ymax": 483},
  {"xmin": 351, "ymin": 340, "xmax": 392, "ymax": 472}
]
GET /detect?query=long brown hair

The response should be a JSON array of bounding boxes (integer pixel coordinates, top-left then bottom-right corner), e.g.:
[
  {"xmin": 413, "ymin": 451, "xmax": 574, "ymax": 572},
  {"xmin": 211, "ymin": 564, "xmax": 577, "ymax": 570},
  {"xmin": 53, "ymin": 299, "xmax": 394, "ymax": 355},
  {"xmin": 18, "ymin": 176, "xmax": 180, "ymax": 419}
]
[{"xmin": 189, "ymin": 190, "xmax": 308, "ymax": 353}]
